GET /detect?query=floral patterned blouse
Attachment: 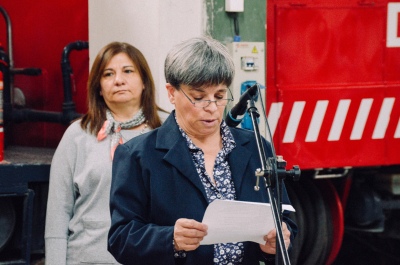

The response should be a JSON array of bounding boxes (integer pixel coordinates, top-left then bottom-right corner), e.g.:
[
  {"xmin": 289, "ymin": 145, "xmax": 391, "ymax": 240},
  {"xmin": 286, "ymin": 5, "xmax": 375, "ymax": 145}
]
[{"xmin": 177, "ymin": 116, "xmax": 245, "ymax": 265}]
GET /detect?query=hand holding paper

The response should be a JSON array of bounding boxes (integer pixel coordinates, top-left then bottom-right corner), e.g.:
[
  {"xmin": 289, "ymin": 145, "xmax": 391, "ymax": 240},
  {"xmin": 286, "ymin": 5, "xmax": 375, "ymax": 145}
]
[{"xmin": 200, "ymin": 199, "xmax": 295, "ymax": 245}]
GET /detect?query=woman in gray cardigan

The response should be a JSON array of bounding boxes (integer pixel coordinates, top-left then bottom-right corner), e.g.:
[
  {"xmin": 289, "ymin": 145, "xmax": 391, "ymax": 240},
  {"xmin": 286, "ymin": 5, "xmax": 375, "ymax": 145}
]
[{"xmin": 44, "ymin": 42, "xmax": 168, "ymax": 265}]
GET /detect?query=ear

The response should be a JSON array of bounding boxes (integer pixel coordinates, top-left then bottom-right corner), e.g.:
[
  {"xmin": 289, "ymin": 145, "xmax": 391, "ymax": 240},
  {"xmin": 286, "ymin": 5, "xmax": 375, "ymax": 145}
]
[{"xmin": 166, "ymin": 83, "xmax": 175, "ymax": 104}]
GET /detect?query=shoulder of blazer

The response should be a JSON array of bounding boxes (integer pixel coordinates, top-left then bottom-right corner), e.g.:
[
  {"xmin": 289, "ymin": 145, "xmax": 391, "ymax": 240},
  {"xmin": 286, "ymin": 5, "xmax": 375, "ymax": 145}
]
[
  {"xmin": 155, "ymin": 111, "xmax": 183, "ymax": 150},
  {"xmin": 228, "ymin": 126, "xmax": 254, "ymax": 146}
]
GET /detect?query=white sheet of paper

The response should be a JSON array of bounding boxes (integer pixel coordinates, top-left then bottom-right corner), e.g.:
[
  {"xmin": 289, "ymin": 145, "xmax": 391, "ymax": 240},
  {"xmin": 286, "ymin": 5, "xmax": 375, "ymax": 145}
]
[{"xmin": 200, "ymin": 199, "xmax": 295, "ymax": 245}]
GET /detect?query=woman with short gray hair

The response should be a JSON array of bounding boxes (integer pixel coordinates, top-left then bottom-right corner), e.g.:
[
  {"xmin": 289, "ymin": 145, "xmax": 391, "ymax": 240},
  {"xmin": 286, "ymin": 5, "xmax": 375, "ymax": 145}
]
[{"xmin": 108, "ymin": 36, "xmax": 297, "ymax": 265}]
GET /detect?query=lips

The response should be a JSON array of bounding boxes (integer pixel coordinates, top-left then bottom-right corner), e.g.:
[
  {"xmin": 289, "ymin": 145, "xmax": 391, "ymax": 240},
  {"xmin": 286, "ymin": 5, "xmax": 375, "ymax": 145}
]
[
  {"xmin": 114, "ymin": 89, "xmax": 128, "ymax": 94},
  {"xmin": 201, "ymin": 119, "xmax": 218, "ymax": 127}
]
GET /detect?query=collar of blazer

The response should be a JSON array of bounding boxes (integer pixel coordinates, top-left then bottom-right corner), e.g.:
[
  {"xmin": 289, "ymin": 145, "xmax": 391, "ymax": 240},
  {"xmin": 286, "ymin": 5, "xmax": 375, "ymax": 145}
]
[{"xmin": 155, "ymin": 110, "xmax": 255, "ymax": 199}]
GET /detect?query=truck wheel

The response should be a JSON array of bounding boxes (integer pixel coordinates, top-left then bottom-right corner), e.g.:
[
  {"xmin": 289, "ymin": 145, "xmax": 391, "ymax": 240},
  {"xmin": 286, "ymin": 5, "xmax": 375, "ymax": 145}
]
[{"xmin": 0, "ymin": 197, "xmax": 16, "ymax": 252}]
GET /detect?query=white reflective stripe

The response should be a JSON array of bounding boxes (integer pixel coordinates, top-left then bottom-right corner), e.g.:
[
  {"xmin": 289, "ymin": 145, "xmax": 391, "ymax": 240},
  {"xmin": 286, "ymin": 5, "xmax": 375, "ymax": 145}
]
[
  {"xmin": 328, "ymin": 99, "xmax": 351, "ymax": 141},
  {"xmin": 387, "ymin": 3, "xmax": 400, "ymax": 47},
  {"xmin": 274, "ymin": 97, "xmax": 398, "ymax": 142},
  {"xmin": 306, "ymin": 100, "xmax": 328, "ymax": 142},
  {"xmin": 267, "ymin": 102, "xmax": 283, "ymax": 137},
  {"xmin": 395, "ymin": 117, "xmax": 400, "ymax": 138},
  {"xmin": 283, "ymin": 101, "xmax": 305, "ymax": 143},
  {"xmin": 350, "ymin": 98, "xmax": 373, "ymax": 140},
  {"xmin": 372, "ymin": 97, "xmax": 395, "ymax": 139}
]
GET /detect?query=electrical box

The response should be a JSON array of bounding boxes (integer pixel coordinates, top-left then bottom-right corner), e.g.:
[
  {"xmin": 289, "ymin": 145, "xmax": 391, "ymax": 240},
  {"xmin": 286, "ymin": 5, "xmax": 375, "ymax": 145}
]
[
  {"xmin": 226, "ymin": 42, "xmax": 267, "ymax": 137},
  {"xmin": 225, "ymin": 0, "xmax": 244, "ymax": 12}
]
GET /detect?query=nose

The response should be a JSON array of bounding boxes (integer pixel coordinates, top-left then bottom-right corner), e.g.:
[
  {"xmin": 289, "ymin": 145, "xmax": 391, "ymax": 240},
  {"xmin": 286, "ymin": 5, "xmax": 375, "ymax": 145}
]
[
  {"xmin": 203, "ymin": 100, "xmax": 219, "ymax": 111},
  {"xmin": 114, "ymin": 71, "xmax": 125, "ymax": 85}
]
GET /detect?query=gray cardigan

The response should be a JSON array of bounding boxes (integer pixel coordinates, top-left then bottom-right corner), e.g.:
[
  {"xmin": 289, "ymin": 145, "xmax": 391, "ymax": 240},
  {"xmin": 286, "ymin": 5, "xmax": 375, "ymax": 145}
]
[{"xmin": 45, "ymin": 111, "xmax": 168, "ymax": 265}]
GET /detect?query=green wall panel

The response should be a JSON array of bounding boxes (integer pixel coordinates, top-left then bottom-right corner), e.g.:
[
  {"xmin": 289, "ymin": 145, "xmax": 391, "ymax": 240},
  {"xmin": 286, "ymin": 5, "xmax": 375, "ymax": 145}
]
[{"xmin": 206, "ymin": 0, "xmax": 266, "ymax": 43}]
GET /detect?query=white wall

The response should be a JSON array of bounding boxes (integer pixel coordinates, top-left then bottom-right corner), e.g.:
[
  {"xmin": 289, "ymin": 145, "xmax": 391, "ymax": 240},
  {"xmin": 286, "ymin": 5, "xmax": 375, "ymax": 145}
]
[{"xmin": 89, "ymin": 0, "xmax": 205, "ymax": 111}]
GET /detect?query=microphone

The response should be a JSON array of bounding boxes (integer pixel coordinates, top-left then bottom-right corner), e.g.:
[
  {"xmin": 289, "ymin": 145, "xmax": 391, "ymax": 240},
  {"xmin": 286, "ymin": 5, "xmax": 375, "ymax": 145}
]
[{"xmin": 225, "ymin": 83, "xmax": 259, "ymax": 127}]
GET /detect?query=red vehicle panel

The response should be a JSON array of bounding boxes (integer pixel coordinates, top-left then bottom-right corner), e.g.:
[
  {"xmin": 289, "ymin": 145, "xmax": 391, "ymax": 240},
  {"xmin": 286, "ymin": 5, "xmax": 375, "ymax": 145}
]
[{"xmin": 267, "ymin": 0, "xmax": 400, "ymax": 170}]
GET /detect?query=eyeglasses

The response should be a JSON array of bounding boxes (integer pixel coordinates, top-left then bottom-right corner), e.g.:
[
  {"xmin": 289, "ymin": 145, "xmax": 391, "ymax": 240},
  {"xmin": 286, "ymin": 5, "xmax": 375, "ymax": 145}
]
[{"xmin": 179, "ymin": 87, "xmax": 234, "ymax": 108}]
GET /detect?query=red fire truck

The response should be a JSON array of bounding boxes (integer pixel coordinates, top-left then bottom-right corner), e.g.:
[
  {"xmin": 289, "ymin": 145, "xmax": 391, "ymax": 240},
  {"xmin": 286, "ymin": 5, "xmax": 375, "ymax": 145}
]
[{"xmin": 267, "ymin": 0, "xmax": 400, "ymax": 264}]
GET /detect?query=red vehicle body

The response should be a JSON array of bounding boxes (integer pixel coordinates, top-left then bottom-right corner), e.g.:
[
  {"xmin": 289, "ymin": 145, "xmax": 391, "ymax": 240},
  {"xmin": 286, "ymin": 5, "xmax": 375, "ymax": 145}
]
[{"xmin": 267, "ymin": 0, "xmax": 400, "ymax": 264}]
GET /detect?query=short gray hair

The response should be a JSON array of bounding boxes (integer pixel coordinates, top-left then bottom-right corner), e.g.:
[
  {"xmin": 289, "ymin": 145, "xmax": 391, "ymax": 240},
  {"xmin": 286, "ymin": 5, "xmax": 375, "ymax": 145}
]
[{"xmin": 164, "ymin": 36, "xmax": 235, "ymax": 89}]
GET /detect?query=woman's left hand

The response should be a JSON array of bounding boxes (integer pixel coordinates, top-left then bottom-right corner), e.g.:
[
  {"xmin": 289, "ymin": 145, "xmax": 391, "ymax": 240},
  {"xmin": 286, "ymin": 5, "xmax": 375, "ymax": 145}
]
[{"xmin": 259, "ymin": 222, "xmax": 291, "ymax": 254}]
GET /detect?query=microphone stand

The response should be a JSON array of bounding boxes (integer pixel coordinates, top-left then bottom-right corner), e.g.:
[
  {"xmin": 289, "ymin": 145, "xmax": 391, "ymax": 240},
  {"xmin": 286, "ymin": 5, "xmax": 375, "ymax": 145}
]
[{"xmin": 247, "ymin": 97, "xmax": 300, "ymax": 265}]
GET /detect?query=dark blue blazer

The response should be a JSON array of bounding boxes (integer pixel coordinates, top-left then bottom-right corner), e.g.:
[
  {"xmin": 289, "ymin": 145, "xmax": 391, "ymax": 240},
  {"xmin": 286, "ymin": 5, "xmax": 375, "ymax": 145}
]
[{"xmin": 108, "ymin": 111, "xmax": 296, "ymax": 265}]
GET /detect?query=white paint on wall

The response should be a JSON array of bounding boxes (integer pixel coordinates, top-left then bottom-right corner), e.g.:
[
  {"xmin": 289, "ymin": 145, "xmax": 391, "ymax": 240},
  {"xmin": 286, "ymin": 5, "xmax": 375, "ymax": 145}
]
[{"xmin": 89, "ymin": 0, "xmax": 205, "ymax": 111}]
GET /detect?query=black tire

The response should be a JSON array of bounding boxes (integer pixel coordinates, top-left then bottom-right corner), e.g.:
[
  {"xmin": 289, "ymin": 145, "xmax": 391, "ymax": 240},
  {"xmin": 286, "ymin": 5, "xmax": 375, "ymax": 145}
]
[
  {"xmin": 297, "ymin": 179, "xmax": 329, "ymax": 265},
  {"xmin": 289, "ymin": 180, "xmax": 316, "ymax": 263},
  {"xmin": 0, "ymin": 197, "xmax": 16, "ymax": 252},
  {"xmin": 285, "ymin": 181, "xmax": 306, "ymax": 265}
]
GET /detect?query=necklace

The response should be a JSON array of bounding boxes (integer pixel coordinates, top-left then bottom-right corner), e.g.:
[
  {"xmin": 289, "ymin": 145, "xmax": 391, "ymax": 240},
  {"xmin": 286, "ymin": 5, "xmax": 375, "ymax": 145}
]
[{"xmin": 140, "ymin": 122, "xmax": 148, "ymax": 134}]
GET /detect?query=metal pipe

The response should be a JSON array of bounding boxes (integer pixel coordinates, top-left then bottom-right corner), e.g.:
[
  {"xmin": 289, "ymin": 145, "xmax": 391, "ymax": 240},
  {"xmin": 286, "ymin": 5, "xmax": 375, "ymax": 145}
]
[
  {"xmin": 0, "ymin": 6, "xmax": 13, "ymax": 68},
  {"xmin": 11, "ymin": 109, "xmax": 63, "ymax": 124},
  {"xmin": 4, "ymin": 41, "xmax": 88, "ymax": 125},
  {"xmin": 61, "ymin": 41, "xmax": 88, "ymax": 105},
  {"xmin": 0, "ymin": 8, "xmax": 88, "ymax": 126},
  {"xmin": 60, "ymin": 41, "xmax": 88, "ymax": 124},
  {"xmin": 21, "ymin": 40, "xmax": 88, "ymax": 125}
]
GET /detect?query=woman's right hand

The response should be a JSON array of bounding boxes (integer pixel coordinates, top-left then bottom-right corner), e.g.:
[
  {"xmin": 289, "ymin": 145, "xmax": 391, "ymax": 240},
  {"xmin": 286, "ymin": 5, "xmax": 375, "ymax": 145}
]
[{"xmin": 173, "ymin": 218, "xmax": 208, "ymax": 251}]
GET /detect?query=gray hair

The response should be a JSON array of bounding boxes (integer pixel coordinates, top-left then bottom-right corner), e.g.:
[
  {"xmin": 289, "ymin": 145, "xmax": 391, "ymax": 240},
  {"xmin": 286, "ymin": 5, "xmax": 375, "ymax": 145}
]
[{"xmin": 164, "ymin": 36, "xmax": 235, "ymax": 89}]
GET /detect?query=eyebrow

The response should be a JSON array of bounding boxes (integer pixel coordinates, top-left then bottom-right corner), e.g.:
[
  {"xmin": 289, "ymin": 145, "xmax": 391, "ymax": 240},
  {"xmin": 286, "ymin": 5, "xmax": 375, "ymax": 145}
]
[{"xmin": 104, "ymin": 65, "xmax": 135, "ymax": 71}]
